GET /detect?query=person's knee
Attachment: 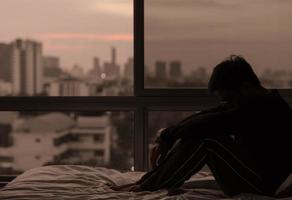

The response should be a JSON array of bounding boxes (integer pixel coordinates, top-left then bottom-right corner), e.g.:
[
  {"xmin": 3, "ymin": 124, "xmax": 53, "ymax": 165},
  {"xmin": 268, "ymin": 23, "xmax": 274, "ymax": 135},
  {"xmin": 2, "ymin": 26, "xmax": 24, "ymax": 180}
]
[
  {"xmin": 202, "ymin": 137, "xmax": 220, "ymax": 149},
  {"xmin": 203, "ymin": 135, "xmax": 235, "ymax": 149}
]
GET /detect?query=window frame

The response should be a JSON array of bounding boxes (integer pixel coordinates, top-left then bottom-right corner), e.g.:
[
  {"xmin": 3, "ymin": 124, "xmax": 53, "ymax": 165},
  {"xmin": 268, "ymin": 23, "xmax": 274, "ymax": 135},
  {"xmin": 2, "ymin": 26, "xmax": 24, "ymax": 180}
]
[
  {"xmin": 135, "ymin": 0, "xmax": 292, "ymax": 99},
  {"xmin": 134, "ymin": 0, "xmax": 213, "ymax": 97},
  {"xmin": 1, "ymin": 0, "xmax": 292, "ymax": 187}
]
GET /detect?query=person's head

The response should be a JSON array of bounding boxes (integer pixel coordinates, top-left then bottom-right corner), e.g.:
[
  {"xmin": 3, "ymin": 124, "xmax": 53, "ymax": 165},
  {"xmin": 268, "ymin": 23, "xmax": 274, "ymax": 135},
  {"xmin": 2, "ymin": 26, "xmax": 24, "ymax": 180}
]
[{"xmin": 208, "ymin": 55, "xmax": 262, "ymax": 102}]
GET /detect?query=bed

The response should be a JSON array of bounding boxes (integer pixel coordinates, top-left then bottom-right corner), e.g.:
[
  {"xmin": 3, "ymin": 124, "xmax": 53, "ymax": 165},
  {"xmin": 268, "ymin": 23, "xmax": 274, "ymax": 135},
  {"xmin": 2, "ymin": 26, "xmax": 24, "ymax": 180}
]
[{"xmin": 0, "ymin": 165, "xmax": 292, "ymax": 200}]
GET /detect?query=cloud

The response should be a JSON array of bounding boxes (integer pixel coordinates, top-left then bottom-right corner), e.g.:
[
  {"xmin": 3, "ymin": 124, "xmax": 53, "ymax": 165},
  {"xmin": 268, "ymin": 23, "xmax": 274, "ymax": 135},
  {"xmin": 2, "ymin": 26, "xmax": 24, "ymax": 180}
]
[
  {"xmin": 45, "ymin": 44, "xmax": 84, "ymax": 52},
  {"xmin": 39, "ymin": 33, "xmax": 133, "ymax": 42},
  {"xmin": 90, "ymin": 0, "xmax": 132, "ymax": 17}
]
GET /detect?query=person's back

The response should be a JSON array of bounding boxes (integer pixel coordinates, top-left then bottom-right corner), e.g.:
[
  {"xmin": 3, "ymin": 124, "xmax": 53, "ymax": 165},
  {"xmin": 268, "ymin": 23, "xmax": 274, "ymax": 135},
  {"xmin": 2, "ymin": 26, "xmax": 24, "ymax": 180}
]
[{"xmin": 230, "ymin": 89, "xmax": 292, "ymax": 191}]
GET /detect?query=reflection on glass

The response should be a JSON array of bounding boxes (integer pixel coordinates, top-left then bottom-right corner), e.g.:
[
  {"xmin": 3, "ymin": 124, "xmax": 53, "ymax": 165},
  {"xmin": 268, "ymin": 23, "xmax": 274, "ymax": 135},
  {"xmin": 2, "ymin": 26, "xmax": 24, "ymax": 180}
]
[
  {"xmin": 0, "ymin": 0, "xmax": 133, "ymax": 96},
  {"xmin": 145, "ymin": 0, "xmax": 292, "ymax": 88},
  {"xmin": 0, "ymin": 111, "xmax": 134, "ymax": 175}
]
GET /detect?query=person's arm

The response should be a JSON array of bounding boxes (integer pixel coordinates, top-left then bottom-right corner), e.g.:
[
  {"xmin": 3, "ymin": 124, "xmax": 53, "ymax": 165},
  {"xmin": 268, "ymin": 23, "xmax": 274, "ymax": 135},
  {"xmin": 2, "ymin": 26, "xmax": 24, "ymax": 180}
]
[{"xmin": 159, "ymin": 103, "xmax": 240, "ymax": 145}]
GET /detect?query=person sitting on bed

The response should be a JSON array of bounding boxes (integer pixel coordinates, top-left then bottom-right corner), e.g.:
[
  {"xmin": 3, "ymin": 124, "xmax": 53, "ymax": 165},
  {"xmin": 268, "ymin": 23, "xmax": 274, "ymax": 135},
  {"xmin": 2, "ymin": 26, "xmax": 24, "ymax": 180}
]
[{"xmin": 112, "ymin": 55, "xmax": 292, "ymax": 197}]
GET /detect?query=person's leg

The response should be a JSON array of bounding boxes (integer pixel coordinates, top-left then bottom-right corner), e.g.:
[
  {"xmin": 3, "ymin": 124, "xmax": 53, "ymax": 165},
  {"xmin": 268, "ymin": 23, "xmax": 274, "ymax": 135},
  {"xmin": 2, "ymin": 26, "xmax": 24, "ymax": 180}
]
[
  {"xmin": 137, "ymin": 135, "xmax": 269, "ymax": 196},
  {"xmin": 138, "ymin": 139, "xmax": 207, "ymax": 191},
  {"xmin": 203, "ymin": 137, "xmax": 270, "ymax": 196}
]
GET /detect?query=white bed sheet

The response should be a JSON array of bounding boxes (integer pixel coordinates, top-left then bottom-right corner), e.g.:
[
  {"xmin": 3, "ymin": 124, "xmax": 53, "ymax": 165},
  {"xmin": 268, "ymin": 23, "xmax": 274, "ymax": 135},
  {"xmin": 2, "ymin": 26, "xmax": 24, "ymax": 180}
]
[{"xmin": 0, "ymin": 165, "xmax": 291, "ymax": 200}]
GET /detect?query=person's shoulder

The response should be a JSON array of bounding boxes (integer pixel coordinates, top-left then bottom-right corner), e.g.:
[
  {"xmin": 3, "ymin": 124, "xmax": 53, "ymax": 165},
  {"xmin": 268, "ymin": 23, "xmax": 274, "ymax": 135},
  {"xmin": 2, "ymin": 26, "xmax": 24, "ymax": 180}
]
[
  {"xmin": 256, "ymin": 89, "xmax": 292, "ymax": 115},
  {"xmin": 269, "ymin": 89, "xmax": 290, "ymax": 108}
]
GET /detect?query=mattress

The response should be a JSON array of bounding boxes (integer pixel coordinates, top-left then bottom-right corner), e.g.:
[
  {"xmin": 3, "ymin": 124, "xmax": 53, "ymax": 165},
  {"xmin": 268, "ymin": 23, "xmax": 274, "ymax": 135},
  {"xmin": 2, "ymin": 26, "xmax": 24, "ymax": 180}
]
[{"xmin": 0, "ymin": 165, "xmax": 290, "ymax": 200}]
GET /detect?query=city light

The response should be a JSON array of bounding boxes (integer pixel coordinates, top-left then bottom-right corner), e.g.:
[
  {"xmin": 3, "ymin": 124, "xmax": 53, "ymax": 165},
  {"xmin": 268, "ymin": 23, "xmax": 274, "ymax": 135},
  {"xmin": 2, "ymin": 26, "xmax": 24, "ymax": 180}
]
[{"xmin": 101, "ymin": 73, "xmax": 106, "ymax": 79}]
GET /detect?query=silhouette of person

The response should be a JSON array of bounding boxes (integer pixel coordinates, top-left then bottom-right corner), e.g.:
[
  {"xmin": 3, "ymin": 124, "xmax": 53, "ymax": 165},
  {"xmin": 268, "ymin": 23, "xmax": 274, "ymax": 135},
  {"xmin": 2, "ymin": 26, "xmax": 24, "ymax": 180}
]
[{"xmin": 113, "ymin": 55, "xmax": 292, "ymax": 197}]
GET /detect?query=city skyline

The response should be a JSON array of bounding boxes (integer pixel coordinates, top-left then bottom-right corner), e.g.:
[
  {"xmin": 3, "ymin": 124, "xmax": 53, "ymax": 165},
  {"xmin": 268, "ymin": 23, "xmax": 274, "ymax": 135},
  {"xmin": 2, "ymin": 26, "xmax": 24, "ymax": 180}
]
[
  {"xmin": 0, "ymin": 38, "xmax": 131, "ymax": 74},
  {"xmin": 145, "ymin": 0, "xmax": 292, "ymax": 74},
  {"xmin": 0, "ymin": 38, "xmax": 134, "ymax": 96},
  {"xmin": 1, "ymin": 0, "xmax": 292, "ymax": 74},
  {"xmin": 0, "ymin": 0, "xmax": 133, "ymax": 71}
]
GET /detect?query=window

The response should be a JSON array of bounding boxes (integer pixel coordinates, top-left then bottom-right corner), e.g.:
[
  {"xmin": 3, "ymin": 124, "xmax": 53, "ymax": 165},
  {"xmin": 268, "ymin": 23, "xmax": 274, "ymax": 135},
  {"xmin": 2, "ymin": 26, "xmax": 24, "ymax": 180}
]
[
  {"xmin": 94, "ymin": 135, "xmax": 105, "ymax": 143},
  {"xmin": 94, "ymin": 150, "xmax": 104, "ymax": 157},
  {"xmin": 0, "ymin": 0, "xmax": 133, "ymax": 96},
  {"xmin": 54, "ymin": 133, "xmax": 80, "ymax": 146},
  {"xmin": 0, "ymin": 1, "xmax": 291, "ymax": 185},
  {"xmin": 144, "ymin": 0, "xmax": 292, "ymax": 89},
  {"xmin": 0, "ymin": 123, "xmax": 13, "ymax": 147},
  {"xmin": 0, "ymin": 111, "xmax": 134, "ymax": 174}
]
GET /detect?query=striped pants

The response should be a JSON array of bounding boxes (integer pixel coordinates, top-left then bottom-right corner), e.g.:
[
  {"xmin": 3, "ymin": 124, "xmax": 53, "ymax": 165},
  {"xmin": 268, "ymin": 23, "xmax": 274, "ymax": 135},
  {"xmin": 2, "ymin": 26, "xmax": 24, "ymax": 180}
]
[{"xmin": 137, "ymin": 136, "xmax": 277, "ymax": 197}]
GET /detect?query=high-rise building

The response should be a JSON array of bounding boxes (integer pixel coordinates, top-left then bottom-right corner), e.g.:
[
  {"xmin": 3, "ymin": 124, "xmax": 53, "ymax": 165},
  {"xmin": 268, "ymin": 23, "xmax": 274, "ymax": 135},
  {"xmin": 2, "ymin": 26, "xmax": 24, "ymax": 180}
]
[
  {"xmin": 111, "ymin": 47, "xmax": 116, "ymax": 65},
  {"xmin": 155, "ymin": 61, "xmax": 167, "ymax": 79},
  {"xmin": 104, "ymin": 62, "xmax": 117, "ymax": 79},
  {"xmin": 43, "ymin": 56, "xmax": 60, "ymax": 69},
  {"xmin": 124, "ymin": 57, "xmax": 133, "ymax": 79},
  {"xmin": 93, "ymin": 57, "xmax": 102, "ymax": 75},
  {"xmin": 11, "ymin": 39, "xmax": 43, "ymax": 95},
  {"xmin": 0, "ymin": 112, "xmax": 112, "ymax": 171},
  {"xmin": 43, "ymin": 56, "xmax": 63, "ymax": 79},
  {"xmin": 104, "ymin": 47, "xmax": 120, "ymax": 80},
  {"xmin": 7, "ymin": 113, "xmax": 76, "ymax": 171},
  {"xmin": 10, "ymin": 42, "xmax": 21, "ymax": 95},
  {"xmin": 89, "ymin": 57, "xmax": 102, "ymax": 77},
  {"xmin": 69, "ymin": 114, "xmax": 112, "ymax": 164},
  {"xmin": 0, "ymin": 43, "xmax": 13, "ymax": 82},
  {"xmin": 0, "ymin": 40, "xmax": 43, "ymax": 95},
  {"xmin": 169, "ymin": 61, "xmax": 182, "ymax": 79},
  {"xmin": 0, "ymin": 112, "xmax": 18, "ymax": 170},
  {"xmin": 70, "ymin": 64, "xmax": 84, "ymax": 78}
]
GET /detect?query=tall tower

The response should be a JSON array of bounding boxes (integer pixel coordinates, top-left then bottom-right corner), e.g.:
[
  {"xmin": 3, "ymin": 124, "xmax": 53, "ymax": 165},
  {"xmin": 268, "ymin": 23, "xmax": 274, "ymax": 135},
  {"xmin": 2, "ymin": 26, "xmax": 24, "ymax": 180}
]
[
  {"xmin": 104, "ymin": 47, "xmax": 120, "ymax": 80},
  {"xmin": 93, "ymin": 57, "xmax": 102, "ymax": 75},
  {"xmin": 155, "ymin": 61, "xmax": 167, "ymax": 79},
  {"xmin": 12, "ymin": 39, "xmax": 43, "ymax": 95},
  {"xmin": 10, "ymin": 43, "xmax": 21, "ymax": 95},
  {"xmin": 111, "ymin": 47, "xmax": 116, "ymax": 65},
  {"xmin": 0, "ymin": 43, "xmax": 12, "ymax": 82},
  {"xmin": 169, "ymin": 61, "xmax": 182, "ymax": 79},
  {"xmin": 124, "ymin": 57, "xmax": 133, "ymax": 79}
]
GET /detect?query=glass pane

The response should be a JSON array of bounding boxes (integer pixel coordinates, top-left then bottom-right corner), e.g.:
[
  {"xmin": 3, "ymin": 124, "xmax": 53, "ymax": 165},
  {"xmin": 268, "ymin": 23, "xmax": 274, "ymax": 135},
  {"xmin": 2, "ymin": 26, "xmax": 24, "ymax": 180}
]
[
  {"xmin": 148, "ymin": 111, "xmax": 210, "ymax": 171},
  {"xmin": 145, "ymin": 0, "xmax": 292, "ymax": 88},
  {"xmin": 0, "ymin": 0, "xmax": 133, "ymax": 96},
  {"xmin": 0, "ymin": 111, "xmax": 134, "ymax": 175}
]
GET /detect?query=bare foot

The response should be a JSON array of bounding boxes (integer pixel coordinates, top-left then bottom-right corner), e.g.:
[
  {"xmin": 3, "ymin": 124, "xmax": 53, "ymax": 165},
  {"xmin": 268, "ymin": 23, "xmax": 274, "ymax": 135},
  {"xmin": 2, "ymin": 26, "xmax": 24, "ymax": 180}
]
[{"xmin": 128, "ymin": 184, "xmax": 143, "ymax": 192}]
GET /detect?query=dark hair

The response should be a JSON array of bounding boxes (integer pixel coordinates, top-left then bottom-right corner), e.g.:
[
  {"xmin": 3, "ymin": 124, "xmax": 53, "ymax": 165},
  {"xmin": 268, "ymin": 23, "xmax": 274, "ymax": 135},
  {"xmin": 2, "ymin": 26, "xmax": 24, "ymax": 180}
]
[{"xmin": 208, "ymin": 55, "xmax": 261, "ymax": 93}]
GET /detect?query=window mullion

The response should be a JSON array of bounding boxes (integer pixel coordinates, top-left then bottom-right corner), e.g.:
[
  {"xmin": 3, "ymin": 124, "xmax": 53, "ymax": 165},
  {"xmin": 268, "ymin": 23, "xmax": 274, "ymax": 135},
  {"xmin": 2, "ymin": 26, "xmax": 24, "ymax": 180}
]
[{"xmin": 134, "ymin": 106, "xmax": 148, "ymax": 171}]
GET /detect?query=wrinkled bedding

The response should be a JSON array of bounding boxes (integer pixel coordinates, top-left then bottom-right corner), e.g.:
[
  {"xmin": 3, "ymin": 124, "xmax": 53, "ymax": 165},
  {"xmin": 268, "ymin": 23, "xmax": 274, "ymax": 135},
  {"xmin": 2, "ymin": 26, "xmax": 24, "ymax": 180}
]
[{"xmin": 0, "ymin": 165, "xmax": 291, "ymax": 200}]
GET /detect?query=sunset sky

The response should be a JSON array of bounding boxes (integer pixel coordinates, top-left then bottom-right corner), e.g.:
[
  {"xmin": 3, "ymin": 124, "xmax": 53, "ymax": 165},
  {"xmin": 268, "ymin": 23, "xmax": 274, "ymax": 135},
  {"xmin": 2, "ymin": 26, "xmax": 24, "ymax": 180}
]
[
  {"xmin": 0, "ymin": 0, "xmax": 133, "ymax": 72},
  {"xmin": 0, "ymin": 0, "xmax": 291, "ymax": 75}
]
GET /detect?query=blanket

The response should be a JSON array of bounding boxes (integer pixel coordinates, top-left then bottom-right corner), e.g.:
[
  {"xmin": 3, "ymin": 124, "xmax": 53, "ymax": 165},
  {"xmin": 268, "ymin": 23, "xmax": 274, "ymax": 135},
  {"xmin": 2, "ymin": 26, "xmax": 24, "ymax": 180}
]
[{"xmin": 0, "ymin": 165, "xmax": 291, "ymax": 200}]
